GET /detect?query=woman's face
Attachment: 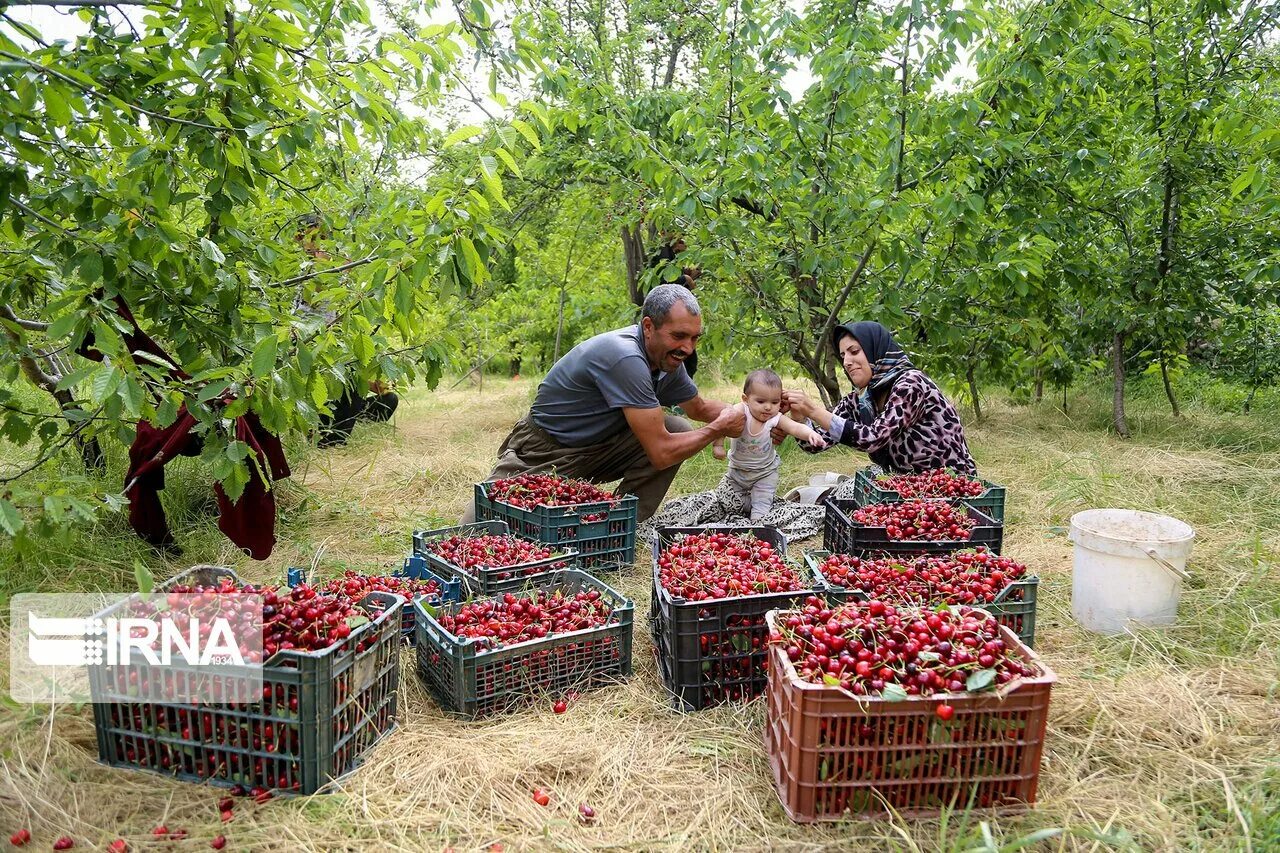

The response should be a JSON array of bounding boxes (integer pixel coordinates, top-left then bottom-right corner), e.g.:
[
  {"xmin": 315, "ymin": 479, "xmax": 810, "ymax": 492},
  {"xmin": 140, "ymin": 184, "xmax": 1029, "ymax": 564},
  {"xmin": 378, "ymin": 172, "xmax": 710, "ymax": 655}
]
[{"xmin": 838, "ymin": 334, "xmax": 873, "ymax": 390}]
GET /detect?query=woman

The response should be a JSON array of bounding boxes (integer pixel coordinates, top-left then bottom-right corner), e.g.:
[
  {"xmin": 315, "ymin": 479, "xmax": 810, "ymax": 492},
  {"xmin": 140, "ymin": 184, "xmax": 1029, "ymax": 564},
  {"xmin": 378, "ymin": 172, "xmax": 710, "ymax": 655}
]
[{"xmin": 783, "ymin": 321, "xmax": 977, "ymax": 476}]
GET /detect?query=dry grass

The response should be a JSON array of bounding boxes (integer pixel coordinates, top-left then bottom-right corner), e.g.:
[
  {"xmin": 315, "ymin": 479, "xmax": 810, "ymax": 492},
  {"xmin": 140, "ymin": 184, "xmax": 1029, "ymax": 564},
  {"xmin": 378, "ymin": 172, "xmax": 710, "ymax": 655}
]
[{"xmin": 1, "ymin": 377, "xmax": 1278, "ymax": 851}]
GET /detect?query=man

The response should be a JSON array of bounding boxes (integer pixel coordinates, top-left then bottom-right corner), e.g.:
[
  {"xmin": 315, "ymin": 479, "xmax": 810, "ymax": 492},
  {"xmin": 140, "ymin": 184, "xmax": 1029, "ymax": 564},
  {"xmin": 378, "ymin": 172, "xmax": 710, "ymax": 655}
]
[{"xmin": 462, "ymin": 284, "xmax": 744, "ymax": 522}]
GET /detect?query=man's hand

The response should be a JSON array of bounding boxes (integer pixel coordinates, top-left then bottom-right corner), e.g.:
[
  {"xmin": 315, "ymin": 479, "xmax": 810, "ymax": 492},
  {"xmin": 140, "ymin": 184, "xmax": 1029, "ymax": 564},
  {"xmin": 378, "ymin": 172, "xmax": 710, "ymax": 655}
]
[
  {"xmin": 709, "ymin": 404, "xmax": 746, "ymax": 439},
  {"xmin": 369, "ymin": 379, "xmax": 390, "ymax": 395}
]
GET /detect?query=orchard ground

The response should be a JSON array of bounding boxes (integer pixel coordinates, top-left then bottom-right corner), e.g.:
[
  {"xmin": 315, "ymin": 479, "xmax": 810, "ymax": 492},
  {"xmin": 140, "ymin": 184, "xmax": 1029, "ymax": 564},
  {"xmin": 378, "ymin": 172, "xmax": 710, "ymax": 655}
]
[{"xmin": 0, "ymin": 375, "xmax": 1277, "ymax": 851}]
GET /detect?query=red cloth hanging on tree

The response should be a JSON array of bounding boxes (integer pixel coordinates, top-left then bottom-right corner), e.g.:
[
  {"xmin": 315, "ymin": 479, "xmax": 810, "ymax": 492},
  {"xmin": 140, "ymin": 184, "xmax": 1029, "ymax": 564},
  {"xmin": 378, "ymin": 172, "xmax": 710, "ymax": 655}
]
[{"xmin": 81, "ymin": 297, "xmax": 291, "ymax": 558}]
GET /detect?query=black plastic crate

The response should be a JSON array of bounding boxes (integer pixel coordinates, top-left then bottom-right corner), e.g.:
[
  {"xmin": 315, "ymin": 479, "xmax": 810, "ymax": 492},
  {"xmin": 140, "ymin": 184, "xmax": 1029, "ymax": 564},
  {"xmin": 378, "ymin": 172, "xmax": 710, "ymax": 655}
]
[
  {"xmin": 823, "ymin": 498, "xmax": 1003, "ymax": 557},
  {"xmin": 853, "ymin": 466, "xmax": 1007, "ymax": 522},
  {"xmin": 413, "ymin": 520, "xmax": 578, "ymax": 596},
  {"xmin": 802, "ymin": 549, "xmax": 1038, "ymax": 647},
  {"xmin": 650, "ymin": 526, "xmax": 824, "ymax": 712},
  {"xmin": 89, "ymin": 566, "xmax": 402, "ymax": 795},
  {"xmin": 286, "ymin": 557, "xmax": 462, "ymax": 642},
  {"xmin": 414, "ymin": 569, "xmax": 634, "ymax": 718},
  {"xmin": 473, "ymin": 482, "xmax": 638, "ymax": 570}
]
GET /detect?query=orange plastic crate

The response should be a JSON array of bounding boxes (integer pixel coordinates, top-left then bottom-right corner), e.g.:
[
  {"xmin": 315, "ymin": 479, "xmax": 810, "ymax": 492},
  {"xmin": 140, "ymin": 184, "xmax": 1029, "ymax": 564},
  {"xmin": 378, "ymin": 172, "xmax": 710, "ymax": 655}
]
[{"xmin": 763, "ymin": 613, "xmax": 1055, "ymax": 821}]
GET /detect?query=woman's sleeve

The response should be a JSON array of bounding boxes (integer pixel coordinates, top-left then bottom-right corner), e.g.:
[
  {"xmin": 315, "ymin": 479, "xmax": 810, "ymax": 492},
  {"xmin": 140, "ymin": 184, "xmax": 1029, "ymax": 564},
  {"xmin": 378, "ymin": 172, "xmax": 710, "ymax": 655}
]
[
  {"xmin": 838, "ymin": 375, "xmax": 927, "ymax": 452},
  {"xmin": 798, "ymin": 393, "xmax": 860, "ymax": 455}
]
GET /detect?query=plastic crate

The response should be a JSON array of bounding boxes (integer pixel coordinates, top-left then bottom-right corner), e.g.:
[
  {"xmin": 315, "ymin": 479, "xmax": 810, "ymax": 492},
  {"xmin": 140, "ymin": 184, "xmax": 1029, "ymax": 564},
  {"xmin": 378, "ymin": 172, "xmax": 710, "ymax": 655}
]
[
  {"xmin": 802, "ymin": 550, "xmax": 1039, "ymax": 647},
  {"xmin": 89, "ymin": 566, "xmax": 402, "ymax": 795},
  {"xmin": 414, "ymin": 569, "xmax": 634, "ymax": 718},
  {"xmin": 763, "ymin": 612, "xmax": 1055, "ymax": 821},
  {"xmin": 853, "ymin": 467, "xmax": 1007, "ymax": 522},
  {"xmin": 413, "ymin": 520, "xmax": 579, "ymax": 596},
  {"xmin": 473, "ymin": 482, "xmax": 638, "ymax": 570},
  {"xmin": 286, "ymin": 558, "xmax": 462, "ymax": 643},
  {"xmin": 823, "ymin": 498, "xmax": 1003, "ymax": 557},
  {"xmin": 650, "ymin": 526, "xmax": 824, "ymax": 712}
]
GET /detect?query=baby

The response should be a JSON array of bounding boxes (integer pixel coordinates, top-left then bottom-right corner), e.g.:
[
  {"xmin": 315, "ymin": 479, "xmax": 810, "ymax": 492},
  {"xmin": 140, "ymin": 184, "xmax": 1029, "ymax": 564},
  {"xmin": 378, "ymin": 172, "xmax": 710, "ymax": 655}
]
[{"xmin": 712, "ymin": 369, "xmax": 826, "ymax": 521}]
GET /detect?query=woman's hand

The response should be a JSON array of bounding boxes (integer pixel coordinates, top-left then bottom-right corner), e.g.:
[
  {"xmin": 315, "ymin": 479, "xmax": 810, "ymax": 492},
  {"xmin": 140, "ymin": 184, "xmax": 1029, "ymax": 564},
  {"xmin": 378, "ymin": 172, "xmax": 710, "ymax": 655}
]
[{"xmin": 782, "ymin": 390, "xmax": 816, "ymax": 419}]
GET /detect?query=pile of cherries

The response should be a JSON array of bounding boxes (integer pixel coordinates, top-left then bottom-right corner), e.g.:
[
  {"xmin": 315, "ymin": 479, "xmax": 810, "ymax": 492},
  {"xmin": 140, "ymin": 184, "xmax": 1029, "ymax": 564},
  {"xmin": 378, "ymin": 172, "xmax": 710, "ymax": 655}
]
[
  {"xmin": 489, "ymin": 473, "xmax": 618, "ymax": 510},
  {"xmin": 851, "ymin": 500, "xmax": 976, "ymax": 541},
  {"xmin": 873, "ymin": 469, "xmax": 985, "ymax": 499},
  {"xmin": 422, "ymin": 533, "xmax": 566, "ymax": 580},
  {"xmin": 439, "ymin": 588, "xmax": 616, "ymax": 650},
  {"xmin": 656, "ymin": 532, "xmax": 810, "ymax": 600},
  {"xmin": 817, "ymin": 548, "xmax": 1026, "ymax": 604},
  {"xmin": 772, "ymin": 599, "xmax": 1038, "ymax": 697}
]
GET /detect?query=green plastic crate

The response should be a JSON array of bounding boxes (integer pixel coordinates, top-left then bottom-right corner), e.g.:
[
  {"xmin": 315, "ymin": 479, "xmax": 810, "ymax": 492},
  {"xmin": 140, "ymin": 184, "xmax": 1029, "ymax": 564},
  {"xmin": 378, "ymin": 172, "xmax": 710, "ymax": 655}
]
[
  {"xmin": 414, "ymin": 569, "xmax": 634, "ymax": 718},
  {"xmin": 413, "ymin": 520, "xmax": 578, "ymax": 596},
  {"xmin": 473, "ymin": 483, "xmax": 637, "ymax": 570},
  {"xmin": 853, "ymin": 466, "xmax": 1007, "ymax": 522},
  {"xmin": 823, "ymin": 496, "xmax": 1004, "ymax": 557},
  {"xmin": 650, "ymin": 526, "xmax": 826, "ymax": 711},
  {"xmin": 89, "ymin": 566, "xmax": 402, "ymax": 795},
  {"xmin": 802, "ymin": 549, "xmax": 1038, "ymax": 647}
]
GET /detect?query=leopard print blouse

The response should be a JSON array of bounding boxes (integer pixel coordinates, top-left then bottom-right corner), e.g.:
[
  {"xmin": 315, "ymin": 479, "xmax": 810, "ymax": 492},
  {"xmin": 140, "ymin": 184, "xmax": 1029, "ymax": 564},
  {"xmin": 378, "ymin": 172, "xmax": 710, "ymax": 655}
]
[{"xmin": 800, "ymin": 370, "xmax": 978, "ymax": 476}]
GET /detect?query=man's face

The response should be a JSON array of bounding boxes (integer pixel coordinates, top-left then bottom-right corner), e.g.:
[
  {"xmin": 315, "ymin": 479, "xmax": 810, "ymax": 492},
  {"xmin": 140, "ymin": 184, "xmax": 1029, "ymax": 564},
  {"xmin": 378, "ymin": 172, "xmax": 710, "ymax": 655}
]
[{"xmin": 642, "ymin": 302, "xmax": 702, "ymax": 373}]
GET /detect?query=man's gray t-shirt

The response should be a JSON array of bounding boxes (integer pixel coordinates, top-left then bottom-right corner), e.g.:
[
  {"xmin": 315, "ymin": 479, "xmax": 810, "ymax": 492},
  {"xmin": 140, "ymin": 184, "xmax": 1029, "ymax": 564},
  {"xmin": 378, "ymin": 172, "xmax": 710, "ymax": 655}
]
[{"xmin": 531, "ymin": 325, "xmax": 699, "ymax": 447}]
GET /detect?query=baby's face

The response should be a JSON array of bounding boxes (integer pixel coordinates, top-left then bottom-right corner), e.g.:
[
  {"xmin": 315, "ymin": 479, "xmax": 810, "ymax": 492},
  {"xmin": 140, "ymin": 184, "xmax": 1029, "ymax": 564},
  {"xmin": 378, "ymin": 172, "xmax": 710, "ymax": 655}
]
[{"xmin": 742, "ymin": 384, "xmax": 781, "ymax": 421}]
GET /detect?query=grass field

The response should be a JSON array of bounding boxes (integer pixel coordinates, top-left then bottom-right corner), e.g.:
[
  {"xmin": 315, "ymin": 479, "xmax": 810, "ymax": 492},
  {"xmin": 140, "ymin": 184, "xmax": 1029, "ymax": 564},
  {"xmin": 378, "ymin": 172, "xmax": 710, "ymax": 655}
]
[{"xmin": 1, "ymin": 375, "xmax": 1277, "ymax": 851}]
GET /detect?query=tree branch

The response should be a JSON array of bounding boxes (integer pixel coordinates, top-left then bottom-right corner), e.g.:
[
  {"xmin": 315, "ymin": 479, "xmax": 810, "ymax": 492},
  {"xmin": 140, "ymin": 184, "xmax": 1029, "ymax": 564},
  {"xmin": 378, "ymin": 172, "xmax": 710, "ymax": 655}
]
[
  {"xmin": 269, "ymin": 253, "xmax": 378, "ymax": 289},
  {"xmin": 0, "ymin": 49, "xmax": 221, "ymax": 130},
  {"xmin": 5, "ymin": 0, "xmax": 176, "ymax": 7}
]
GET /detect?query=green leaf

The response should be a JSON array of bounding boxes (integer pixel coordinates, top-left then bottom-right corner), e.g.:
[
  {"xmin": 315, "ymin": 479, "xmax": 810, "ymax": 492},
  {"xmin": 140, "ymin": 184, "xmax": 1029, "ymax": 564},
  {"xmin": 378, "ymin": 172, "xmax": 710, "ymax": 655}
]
[
  {"xmin": 494, "ymin": 148, "xmax": 522, "ymax": 177},
  {"xmin": 966, "ymin": 668, "xmax": 997, "ymax": 692},
  {"xmin": 1230, "ymin": 164, "xmax": 1257, "ymax": 198},
  {"xmin": 443, "ymin": 125, "xmax": 484, "ymax": 147},
  {"xmin": 44, "ymin": 87, "xmax": 72, "ymax": 125},
  {"xmin": 250, "ymin": 335, "xmax": 278, "ymax": 379},
  {"xmin": 90, "ymin": 366, "xmax": 122, "ymax": 403},
  {"xmin": 0, "ymin": 499, "xmax": 22, "ymax": 536},
  {"xmin": 134, "ymin": 559, "xmax": 154, "ymax": 595},
  {"xmin": 197, "ymin": 379, "xmax": 233, "ymax": 403},
  {"xmin": 509, "ymin": 118, "xmax": 540, "ymax": 149},
  {"xmin": 478, "ymin": 154, "xmax": 498, "ymax": 180},
  {"xmin": 880, "ymin": 683, "xmax": 909, "ymax": 702},
  {"xmin": 822, "ymin": 673, "xmax": 841, "ymax": 686},
  {"xmin": 200, "ymin": 238, "xmax": 225, "ymax": 264},
  {"xmin": 346, "ymin": 614, "xmax": 371, "ymax": 629}
]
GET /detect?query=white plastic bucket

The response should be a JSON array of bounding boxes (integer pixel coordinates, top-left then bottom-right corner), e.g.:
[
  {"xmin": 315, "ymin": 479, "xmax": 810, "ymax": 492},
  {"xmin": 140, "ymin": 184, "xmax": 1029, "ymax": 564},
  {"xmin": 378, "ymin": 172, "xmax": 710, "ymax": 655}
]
[{"xmin": 1069, "ymin": 509, "xmax": 1195, "ymax": 634}]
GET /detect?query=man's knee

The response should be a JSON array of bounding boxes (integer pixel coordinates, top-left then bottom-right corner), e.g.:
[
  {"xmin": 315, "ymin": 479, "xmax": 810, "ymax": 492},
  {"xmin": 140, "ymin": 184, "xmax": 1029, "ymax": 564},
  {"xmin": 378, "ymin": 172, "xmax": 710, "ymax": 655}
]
[{"xmin": 664, "ymin": 414, "xmax": 694, "ymax": 435}]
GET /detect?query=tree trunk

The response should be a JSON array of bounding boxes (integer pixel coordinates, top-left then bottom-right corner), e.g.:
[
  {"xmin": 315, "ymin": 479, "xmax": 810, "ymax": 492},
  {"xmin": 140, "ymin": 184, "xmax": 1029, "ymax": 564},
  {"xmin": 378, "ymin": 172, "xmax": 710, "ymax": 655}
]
[
  {"xmin": 554, "ymin": 278, "xmax": 567, "ymax": 362},
  {"xmin": 1034, "ymin": 372, "xmax": 1044, "ymax": 403},
  {"xmin": 966, "ymin": 362, "xmax": 982, "ymax": 421},
  {"xmin": 1061, "ymin": 383, "xmax": 1068, "ymax": 415},
  {"xmin": 621, "ymin": 224, "xmax": 647, "ymax": 307},
  {"xmin": 1112, "ymin": 331, "xmax": 1130, "ymax": 437},
  {"xmin": 1159, "ymin": 352, "xmax": 1180, "ymax": 417},
  {"xmin": 1, "ymin": 306, "xmax": 105, "ymax": 472}
]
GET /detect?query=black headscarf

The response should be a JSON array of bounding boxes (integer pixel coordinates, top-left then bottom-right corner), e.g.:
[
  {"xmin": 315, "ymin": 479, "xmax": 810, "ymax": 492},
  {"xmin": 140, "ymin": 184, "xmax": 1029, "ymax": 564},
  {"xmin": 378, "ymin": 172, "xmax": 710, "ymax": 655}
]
[{"xmin": 832, "ymin": 321, "xmax": 914, "ymax": 468}]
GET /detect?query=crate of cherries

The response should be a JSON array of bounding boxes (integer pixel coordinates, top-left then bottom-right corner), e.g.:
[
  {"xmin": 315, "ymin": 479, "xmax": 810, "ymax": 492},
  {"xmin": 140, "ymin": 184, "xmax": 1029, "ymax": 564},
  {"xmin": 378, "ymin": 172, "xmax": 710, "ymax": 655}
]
[
  {"xmin": 413, "ymin": 520, "xmax": 577, "ymax": 596},
  {"xmin": 823, "ymin": 496, "xmax": 1003, "ymax": 557},
  {"xmin": 650, "ymin": 527, "xmax": 824, "ymax": 711},
  {"xmin": 763, "ymin": 599, "xmax": 1055, "ymax": 821},
  {"xmin": 414, "ymin": 569, "xmax": 634, "ymax": 718},
  {"xmin": 474, "ymin": 473, "xmax": 638, "ymax": 569},
  {"xmin": 90, "ymin": 566, "xmax": 404, "ymax": 796},
  {"xmin": 805, "ymin": 547, "xmax": 1038, "ymax": 646}
]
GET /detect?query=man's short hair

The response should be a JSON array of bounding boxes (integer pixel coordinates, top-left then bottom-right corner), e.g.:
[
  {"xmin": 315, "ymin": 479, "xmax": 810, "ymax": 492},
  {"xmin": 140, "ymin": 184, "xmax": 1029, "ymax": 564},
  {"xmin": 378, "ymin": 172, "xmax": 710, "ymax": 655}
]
[
  {"xmin": 642, "ymin": 284, "xmax": 701, "ymax": 327},
  {"xmin": 744, "ymin": 369, "xmax": 782, "ymax": 394}
]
